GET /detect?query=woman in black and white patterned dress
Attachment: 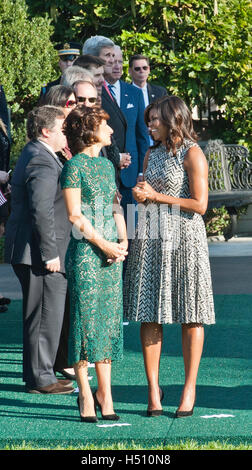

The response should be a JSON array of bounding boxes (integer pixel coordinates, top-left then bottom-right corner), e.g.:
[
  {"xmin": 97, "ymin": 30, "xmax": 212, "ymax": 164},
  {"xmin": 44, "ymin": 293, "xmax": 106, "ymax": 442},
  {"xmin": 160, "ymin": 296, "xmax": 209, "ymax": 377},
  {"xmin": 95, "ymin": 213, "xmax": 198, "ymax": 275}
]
[{"xmin": 123, "ymin": 96, "xmax": 215, "ymax": 418}]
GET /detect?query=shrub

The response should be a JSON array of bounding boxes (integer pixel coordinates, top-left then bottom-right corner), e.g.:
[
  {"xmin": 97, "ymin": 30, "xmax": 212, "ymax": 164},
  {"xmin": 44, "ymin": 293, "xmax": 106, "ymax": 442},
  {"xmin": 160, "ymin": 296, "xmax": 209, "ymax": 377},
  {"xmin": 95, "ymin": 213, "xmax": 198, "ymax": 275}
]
[{"xmin": 0, "ymin": 0, "xmax": 59, "ymax": 165}]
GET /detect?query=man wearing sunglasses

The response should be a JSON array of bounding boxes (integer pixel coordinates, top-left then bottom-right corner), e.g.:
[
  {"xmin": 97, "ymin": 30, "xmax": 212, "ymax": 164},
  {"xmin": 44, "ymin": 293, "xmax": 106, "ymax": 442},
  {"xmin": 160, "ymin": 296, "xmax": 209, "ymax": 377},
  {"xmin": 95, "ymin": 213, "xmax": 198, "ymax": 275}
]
[
  {"xmin": 128, "ymin": 54, "xmax": 167, "ymax": 108},
  {"xmin": 129, "ymin": 55, "xmax": 167, "ymax": 148},
  {"xmin": 40, "ymin": 42, "xmax": 81, "ymax": 99}
]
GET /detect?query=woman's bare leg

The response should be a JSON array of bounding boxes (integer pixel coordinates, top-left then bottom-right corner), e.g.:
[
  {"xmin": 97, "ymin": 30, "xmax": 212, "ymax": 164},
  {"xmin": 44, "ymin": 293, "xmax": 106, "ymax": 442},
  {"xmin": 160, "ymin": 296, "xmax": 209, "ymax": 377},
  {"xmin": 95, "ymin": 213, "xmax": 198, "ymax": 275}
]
[
  {"xmin": 74, "ymin": 361, "xmax": 96, "ymax": 417},
  {"xmin": 140, "ymin": 322, "xmax": 163, "ymax": 411},
  {"xmin": 95, "ymin": 360, "xmax": 115, "ymax": 415},
  {"xmin": 178, "ymin": 323, "xmax": 204, "ymax": 411}
]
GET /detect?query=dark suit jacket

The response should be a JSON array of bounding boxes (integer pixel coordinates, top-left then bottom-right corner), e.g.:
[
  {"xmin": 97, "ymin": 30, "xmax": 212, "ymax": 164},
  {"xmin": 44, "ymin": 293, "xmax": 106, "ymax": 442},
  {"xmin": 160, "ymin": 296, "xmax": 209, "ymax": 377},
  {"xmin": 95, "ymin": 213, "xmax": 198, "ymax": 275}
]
[
  {"xmin": 5, "ymin": 139, "xmax": 71, "ymax": 273},
  {"xmin": 147, "ymin": 82, "xmax": 168, "ymax": 103},
  {"xmin": 119, "ymin": 81, "xmax": 149, "ymax": 188},
  {"xmin": 101, "ymin": 86, "xmax": 127, "ymax": 153}
]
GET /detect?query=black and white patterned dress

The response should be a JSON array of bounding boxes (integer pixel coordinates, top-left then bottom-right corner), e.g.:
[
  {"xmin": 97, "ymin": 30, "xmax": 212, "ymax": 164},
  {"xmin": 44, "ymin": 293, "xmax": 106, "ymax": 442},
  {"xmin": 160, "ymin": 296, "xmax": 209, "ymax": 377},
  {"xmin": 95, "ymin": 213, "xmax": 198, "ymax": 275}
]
[{"xmin": 123, "ymin": 140, "xmax": 215, "ymax": 325}]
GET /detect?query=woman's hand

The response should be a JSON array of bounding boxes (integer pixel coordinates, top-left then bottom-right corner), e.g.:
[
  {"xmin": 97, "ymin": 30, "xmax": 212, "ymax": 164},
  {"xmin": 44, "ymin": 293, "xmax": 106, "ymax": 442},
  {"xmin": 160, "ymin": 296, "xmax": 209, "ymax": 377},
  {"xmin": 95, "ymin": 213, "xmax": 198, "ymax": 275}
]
[
  {"xmin": 134, "ymin": 181, "xmax": 157, "ymax": 202},
  {"xmin": 101, "ymin": 239, "xmax": 128, "ymax": 264},
  {"xmin": 132, "ymin": 185, "xmax": 147, "ymax": 203},
  {"xmin": 108, "ymin": 239, "xmax": 128, "ymax": 264}
]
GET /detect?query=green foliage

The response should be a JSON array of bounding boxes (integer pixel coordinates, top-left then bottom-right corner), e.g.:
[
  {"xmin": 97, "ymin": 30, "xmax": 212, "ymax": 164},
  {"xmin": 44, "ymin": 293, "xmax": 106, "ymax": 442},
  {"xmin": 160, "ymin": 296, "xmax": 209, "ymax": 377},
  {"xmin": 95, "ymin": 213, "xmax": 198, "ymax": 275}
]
[
  {"xmin": 0, "ymin": 0, "xmax": 58, "ymax": 162},
  {"xmin": 205, "ymin": 207, "xmax": 230, "ymax": 237},
  {"xmin": 24, "ymin": 0, "xmax": 251, "ymax": 149}
]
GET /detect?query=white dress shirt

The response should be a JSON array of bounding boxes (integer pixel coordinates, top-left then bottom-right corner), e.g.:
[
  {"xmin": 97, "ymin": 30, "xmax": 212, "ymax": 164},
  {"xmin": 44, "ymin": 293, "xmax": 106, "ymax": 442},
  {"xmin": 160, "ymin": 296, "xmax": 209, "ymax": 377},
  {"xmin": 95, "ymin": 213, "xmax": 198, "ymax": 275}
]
[
  {"xmin": 133, "ymin": 82, "xmax": 149, "ymax": 108},
  {"xmin": 106, "ymin": 80, "xmax": 121, "ymax": 106},
  {"xmin": 132, "ymin": 82, "xmax": 153, "ymax": 146}
]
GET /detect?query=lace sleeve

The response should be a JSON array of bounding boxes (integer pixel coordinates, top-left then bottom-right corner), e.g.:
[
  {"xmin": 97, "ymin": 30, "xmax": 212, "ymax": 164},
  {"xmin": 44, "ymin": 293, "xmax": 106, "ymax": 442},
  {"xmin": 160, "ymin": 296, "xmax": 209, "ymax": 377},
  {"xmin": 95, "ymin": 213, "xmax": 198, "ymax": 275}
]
[{"xmin": 60, "ymin": 160, "xmax": 81, "ymax": 189}]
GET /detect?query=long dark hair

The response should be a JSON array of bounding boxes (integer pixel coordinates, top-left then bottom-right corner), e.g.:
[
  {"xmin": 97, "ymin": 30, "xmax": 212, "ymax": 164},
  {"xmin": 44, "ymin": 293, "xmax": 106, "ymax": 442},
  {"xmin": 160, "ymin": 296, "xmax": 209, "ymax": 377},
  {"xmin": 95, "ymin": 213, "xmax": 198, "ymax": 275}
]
[{"xmin": 144, "ymin": 95, "xmax": 198, "ymax": 155}]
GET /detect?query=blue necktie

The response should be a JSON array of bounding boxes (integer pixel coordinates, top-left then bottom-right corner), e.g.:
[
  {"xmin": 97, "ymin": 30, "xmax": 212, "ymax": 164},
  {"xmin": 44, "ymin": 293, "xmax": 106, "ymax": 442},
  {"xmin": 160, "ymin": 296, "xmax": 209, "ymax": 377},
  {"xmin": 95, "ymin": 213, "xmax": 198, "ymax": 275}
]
[{"xmin": 108, "ymin": 84, "xmax": 116, "ymax": 100}]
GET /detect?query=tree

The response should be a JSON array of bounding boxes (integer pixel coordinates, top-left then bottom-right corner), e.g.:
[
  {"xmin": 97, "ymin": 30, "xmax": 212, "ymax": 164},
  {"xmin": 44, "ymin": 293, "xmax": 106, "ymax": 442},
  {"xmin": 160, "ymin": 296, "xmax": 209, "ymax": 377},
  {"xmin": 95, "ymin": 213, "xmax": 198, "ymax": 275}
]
[
  {"xmin": 25, "ymin": 0, "xmax": 251, "ymax": 148},
  {"xmin": 0, "ymin": 0, "xmax": 58, "ymax": 160}
]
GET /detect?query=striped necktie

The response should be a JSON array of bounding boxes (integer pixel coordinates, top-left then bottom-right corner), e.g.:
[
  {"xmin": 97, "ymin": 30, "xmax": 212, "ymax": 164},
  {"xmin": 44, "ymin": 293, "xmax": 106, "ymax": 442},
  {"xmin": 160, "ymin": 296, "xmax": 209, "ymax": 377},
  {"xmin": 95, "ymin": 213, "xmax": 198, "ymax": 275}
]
[{"xmin": 108, "ymin": 84, "xmax": 116, "ymax": 100}]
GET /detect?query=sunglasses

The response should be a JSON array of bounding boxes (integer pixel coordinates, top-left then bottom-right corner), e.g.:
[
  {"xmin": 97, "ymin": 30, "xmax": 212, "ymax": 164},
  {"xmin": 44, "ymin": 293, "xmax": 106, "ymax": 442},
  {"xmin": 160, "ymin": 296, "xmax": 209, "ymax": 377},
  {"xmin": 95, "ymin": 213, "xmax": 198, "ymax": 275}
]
[
  {"xmin": 60, "ymin": 54, "xmax": 78, "ymax": 62},
  {"xmin": 133, "ymin": 66, "xmax": 149, "ymax": 71},
  {"xmin": 65, "ymin": 100, "xmax": 77, "ymax": 108},
  {"xmin": 77, "ymin": 96, "xmax": 97, "ymax": 103}
]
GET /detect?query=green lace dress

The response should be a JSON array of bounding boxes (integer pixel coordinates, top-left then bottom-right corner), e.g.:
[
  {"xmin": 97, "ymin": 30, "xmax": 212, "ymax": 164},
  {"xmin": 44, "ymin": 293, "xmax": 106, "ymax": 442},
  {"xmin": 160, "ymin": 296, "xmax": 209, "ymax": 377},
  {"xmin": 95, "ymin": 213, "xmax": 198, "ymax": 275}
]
[{"xmin": 60, "ymin": 153, "xmax": 123, "ymax": 365}]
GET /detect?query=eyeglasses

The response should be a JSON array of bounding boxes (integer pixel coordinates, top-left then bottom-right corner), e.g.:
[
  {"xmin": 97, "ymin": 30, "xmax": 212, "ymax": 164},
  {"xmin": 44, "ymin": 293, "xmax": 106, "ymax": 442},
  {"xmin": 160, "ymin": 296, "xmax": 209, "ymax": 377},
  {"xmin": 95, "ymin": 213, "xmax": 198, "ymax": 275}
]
[
  {"xmin": 60, "ymin": 54, "xmax": 78, "ymax": 62},
  {"xmin": 133, "ymin": 66, "xmax": 149, "ymax": 71},
  {"xmin": 65, "ymin": 100, "xmax": 77, "ymax": 108},
  {"xmin": 77, "ymin": 96, "xmax": 97, "ymax": 103}
]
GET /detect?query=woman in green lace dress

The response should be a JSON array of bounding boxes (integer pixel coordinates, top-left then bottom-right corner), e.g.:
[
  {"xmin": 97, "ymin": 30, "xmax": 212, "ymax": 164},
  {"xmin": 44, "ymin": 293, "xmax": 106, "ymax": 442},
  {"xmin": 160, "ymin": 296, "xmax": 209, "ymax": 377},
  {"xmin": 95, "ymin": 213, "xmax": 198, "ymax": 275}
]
[{"xmin": 61, "ymin": 106, "xmax": 128, "ymax": 422}]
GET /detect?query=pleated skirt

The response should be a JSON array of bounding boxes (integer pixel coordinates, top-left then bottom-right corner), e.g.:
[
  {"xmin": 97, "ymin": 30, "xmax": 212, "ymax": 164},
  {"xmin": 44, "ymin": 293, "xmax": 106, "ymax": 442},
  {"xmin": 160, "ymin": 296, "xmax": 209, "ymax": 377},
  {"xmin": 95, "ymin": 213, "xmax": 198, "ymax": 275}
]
[{"xmin": 123, "ymin": 207, "xmax": 215, "ymax": 325}]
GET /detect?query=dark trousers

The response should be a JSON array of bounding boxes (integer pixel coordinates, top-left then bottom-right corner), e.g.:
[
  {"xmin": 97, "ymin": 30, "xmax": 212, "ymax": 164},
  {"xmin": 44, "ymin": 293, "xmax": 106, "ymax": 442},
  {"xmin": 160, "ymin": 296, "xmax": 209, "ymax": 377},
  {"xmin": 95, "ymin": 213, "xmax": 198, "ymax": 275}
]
[
  {"xmin": 13, "ymin": 264, "xmax": 67, "ymax": 389},
  {"xmin": 54, "ymin": 289, "xmax": 70, "ymax": 372}
]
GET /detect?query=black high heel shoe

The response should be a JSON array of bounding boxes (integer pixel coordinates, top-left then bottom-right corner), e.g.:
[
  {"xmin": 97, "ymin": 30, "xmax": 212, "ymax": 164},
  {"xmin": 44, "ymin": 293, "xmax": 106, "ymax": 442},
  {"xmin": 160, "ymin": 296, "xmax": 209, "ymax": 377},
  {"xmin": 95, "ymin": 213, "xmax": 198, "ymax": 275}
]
[
  {"xmin": 175, "ymin": 405, "xmax": 195, "ymax": 418},
  {"xmin": 147, "ymin": 387, "xmax": 164, "ymax": 417},
  {"xmin": 93, "ymin": 390, "xmax": 120, "ymax": 421},
  {"xmin": 175, "ymin": 396, "xmax": 196, "ymax": 418},
  {"xmin": 77, "ymin": 396, "xmax": 98, "ymax": 423}
]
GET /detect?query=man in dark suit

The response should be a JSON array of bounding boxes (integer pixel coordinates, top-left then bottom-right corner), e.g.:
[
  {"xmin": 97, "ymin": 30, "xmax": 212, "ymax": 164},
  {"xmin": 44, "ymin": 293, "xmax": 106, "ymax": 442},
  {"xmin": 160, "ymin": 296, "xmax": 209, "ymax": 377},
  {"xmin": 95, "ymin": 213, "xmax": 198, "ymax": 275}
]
[
  {"xmin": 128, "ymin": 54, "xmax": 168, "ymax": 150},
  {"xmin": 106, "ymin": 46, "xmax": 150, "ymax": 233},
  {"xmin": 5, "ymin": 106, "xmax": 74, "ymax": 394},
  {"xmin": 128, "ymin": 54, "xmax": 167, "ymax": 107},
  {"xmin": 82, "ymin": 36, "xmax": 129, "ymax": 155}
]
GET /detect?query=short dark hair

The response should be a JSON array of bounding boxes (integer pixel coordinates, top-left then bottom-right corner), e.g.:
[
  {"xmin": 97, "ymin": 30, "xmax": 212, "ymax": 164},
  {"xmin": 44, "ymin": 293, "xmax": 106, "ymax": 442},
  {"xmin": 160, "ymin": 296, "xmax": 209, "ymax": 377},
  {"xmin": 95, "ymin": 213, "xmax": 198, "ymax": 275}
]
[
  {"xmin": 74, "ymin": 54, "xmax": 105, "ymax": 69},
  {"xmin": 27, "ymin": 105, "xmax": 65, "ymax": 140},
  {"xmin": 40, "ymin": 85, "xmax": 75, "ymax": 108},
  {"xmin": 144, "ymin": 95, "xmax": 197, "ymax": 155},
  {"xmin": 129, "ymin": 54, "xmax": 150, "ymax": 68},
  {"xmin": 63, "ymin": 105, "xmax": 109, "ymax": 155}
]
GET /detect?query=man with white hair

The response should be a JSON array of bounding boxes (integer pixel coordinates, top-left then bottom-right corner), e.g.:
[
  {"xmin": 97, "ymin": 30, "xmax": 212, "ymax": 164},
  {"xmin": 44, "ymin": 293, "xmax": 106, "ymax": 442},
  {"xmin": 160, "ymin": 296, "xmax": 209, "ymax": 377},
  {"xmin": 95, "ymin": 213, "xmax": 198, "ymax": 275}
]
[
  {"xmin": 82, "ymin": 36, "xmax": 115, "ymax": 76},
  {"xmin": 82, "ymin": 36, "xmax": 127, "ymax": 155},
  {"xmin": 60, "ymin": 65, "xmax": 94, "ymax": 88}
]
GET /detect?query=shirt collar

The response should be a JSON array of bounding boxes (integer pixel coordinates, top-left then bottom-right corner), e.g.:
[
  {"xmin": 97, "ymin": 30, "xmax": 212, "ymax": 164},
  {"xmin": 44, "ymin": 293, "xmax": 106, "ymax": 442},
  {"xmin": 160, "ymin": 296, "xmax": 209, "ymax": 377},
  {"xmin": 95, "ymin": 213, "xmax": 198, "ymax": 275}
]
[
  {"xmin": 132, "ymin": 82, "xmax": 147, "ymax": 92},
  {"xmin": 37, "ymin": 139, "xmax": 60, "ymax": 161}
]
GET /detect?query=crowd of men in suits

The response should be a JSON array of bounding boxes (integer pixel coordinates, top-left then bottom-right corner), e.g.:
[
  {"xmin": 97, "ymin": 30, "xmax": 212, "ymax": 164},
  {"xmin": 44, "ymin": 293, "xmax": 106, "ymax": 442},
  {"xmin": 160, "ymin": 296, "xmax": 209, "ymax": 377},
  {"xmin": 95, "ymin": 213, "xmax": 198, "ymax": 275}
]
[{"xmin": 4, "ymin": 35, "xmax": 167, "ymax": 394}]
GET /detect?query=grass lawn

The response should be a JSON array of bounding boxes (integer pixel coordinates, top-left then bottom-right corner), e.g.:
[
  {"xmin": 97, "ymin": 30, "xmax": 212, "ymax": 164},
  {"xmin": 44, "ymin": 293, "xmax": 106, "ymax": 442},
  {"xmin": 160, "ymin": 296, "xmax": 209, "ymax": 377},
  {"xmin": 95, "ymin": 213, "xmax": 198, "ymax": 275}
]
[{"xmin": 2, "ymin": 440, "xmax": 252, "ymax": 450}]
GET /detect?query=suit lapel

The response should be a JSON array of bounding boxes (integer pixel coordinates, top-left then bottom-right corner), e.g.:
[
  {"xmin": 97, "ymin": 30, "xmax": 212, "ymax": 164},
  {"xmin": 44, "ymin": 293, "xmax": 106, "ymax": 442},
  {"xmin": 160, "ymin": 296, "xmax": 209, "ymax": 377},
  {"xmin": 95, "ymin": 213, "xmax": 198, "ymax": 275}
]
[
  {"xmin": 36, "ymin": 140, "xmax": 63, "ymax": 169},
  {"xmin": 102, "ymin": 86, "xmax": 127, "ymax": 127},
  {"xmin": 120, "ymin": 80, "xmax": 132, "ymax": 112},
  {"xmin": 147, "ymin": 83, "xmax": 155, "ymax": 103}
]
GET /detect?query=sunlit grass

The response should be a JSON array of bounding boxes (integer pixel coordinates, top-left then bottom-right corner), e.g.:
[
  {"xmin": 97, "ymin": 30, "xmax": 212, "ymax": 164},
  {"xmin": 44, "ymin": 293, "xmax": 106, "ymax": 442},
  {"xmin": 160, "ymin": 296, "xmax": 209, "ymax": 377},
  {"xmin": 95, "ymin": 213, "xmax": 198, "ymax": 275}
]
[{"xmin": 3, "ymin": 440, "xmax": 252, "ymax": 450}]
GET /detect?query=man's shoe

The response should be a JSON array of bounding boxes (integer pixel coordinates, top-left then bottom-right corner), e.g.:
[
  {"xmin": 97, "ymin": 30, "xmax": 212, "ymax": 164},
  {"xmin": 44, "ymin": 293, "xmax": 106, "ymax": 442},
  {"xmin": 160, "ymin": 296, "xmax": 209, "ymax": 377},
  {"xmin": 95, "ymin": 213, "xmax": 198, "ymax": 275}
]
[
  {"xmin": 56, "ymin": 368, "xmax": 76, "ymax": 380},
  {"xmin": 27, "ymin": 381, "xmax": 74, "ymax": 394},
  {"xmin": 58, "ymin": 379, "xmax": 74, "ymax": 387}
]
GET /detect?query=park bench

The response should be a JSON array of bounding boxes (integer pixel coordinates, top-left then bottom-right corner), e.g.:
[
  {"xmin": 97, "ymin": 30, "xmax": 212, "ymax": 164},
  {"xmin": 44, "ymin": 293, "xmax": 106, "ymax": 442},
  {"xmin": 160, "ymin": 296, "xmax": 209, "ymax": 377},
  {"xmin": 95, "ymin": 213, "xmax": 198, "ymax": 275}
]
[{"xmin": 203, "ymin": 140, "xmax": 252, "ymax": 240}]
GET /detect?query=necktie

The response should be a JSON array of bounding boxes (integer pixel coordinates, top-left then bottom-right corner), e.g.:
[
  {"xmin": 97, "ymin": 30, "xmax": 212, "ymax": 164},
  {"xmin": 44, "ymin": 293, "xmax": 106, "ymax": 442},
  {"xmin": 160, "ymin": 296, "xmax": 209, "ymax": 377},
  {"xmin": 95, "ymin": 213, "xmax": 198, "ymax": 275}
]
[{"xmin": 108, "ymin": 84, "xmax": 116, "ymax": 100}]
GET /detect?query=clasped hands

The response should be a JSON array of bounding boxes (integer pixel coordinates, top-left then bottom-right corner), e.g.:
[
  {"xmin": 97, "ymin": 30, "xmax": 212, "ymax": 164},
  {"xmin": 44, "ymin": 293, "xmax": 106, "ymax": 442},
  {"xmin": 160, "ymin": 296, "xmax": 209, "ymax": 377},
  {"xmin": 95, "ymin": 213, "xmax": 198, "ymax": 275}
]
[
  {"xmin": 132, "ymin": 181, "xmax": 157, "ymax": 203},
  {"xmin": 105, "ymin": 240, "xmax": 128, "ymax": 265}
]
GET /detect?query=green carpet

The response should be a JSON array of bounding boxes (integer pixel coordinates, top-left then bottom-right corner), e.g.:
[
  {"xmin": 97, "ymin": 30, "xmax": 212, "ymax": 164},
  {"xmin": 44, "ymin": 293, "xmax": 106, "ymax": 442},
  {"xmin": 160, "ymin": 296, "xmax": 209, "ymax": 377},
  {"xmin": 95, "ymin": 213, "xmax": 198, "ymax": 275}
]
[{"xmin": 0, "ymin": 296, "xmax": 251, "ymax": 448}]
